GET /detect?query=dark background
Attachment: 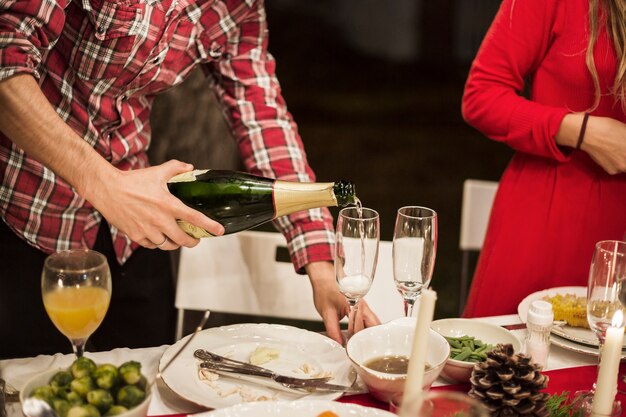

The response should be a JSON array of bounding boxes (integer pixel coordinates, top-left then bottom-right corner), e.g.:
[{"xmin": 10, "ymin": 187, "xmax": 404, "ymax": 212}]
[{"xmin": 149, "ymin": 0, "xmax": 515, "ymax": 323}]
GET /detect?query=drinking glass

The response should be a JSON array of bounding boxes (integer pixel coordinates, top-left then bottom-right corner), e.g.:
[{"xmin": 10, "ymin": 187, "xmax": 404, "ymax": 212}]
[
  {"xmin": 335, "ymin": 207, "xmax": 380, "ymax": 340},
  {"xmin": 392, "ymin": 206, "xmax": 438, "ymax": 317},
  {"xmin": 587, "ymin": 240, "xmax": 626, "ymax": 372},
  {"xmin": 42, "ymin": 249, "xmax": 112, "ymax": 357},
  {"xmin": 390, "ymin": 391, "xmax": 489, "ymax": 417}
]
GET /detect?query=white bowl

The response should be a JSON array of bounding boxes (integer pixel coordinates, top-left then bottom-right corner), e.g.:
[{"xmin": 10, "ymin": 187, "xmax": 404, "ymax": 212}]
[
  {"xmin": 20, "ymin": 367, "xmax": 151, "ymax": 417},
  {"xmin": 430, "ymin": 318, "xmax": 522, "ymax": 383},
  {"xmin": 346, "ymin": 317, "xmax": 450, "ymax": 402}
]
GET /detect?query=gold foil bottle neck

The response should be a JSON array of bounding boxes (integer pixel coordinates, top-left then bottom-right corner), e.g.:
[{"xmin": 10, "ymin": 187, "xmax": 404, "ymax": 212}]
[{"xmin": 273, "ymin": 181, "xmax": 338, "ymax": 217}]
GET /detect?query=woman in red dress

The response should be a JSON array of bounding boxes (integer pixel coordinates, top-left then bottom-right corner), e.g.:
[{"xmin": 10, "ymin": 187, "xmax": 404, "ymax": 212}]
[{"xmin": 462, "ymin": 0, "xmax": 626, "ymax": 317}]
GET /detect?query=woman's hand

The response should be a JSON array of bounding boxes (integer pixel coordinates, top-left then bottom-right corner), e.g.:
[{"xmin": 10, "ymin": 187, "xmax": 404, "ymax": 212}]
[
  {"xmin": 306, "ymin": 261, "xmax": 381, "ymax": 345},
  {"xmin": 581, "ymin": 116, "xmax": 626, "ymax": 175},
  {"xmin": 83, "ymin": 159, "xmax": 225, "ymax": 250}
]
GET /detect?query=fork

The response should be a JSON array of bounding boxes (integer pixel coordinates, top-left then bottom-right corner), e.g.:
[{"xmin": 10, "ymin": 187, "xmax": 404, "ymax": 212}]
[
  {"xmin": 193, "ymin": 349, "xmax": 331, "ymax": 383},
  {"xmin": 198, "ymin": 361, "xmax": 358, "ymax": 393}
]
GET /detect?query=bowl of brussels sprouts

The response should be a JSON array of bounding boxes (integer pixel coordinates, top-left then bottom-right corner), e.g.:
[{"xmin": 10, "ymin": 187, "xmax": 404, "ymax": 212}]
[{"xmin": 20, "ymin": 357, "xmax": 151, "ymax": 417}]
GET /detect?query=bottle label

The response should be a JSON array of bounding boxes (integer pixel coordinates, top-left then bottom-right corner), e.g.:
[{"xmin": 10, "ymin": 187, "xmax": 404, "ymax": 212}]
[
  {"xmin": 168, "ymin": 169, "xmax": 210, "ymax": 183},
  {"xmin": 176, "ymin": 220, "xmax": 214, "ymax": 238},
  {"xmin": 273, "ymin": 181, "xmax": 338, "ymax": 217},
  {"xmin": 169, "ymin": 170, "xmax": 212, "ymax": 237}
]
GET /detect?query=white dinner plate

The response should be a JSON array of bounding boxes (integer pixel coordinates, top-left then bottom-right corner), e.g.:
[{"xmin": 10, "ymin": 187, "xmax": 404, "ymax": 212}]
[
  {"xmin": 159, "ymin": 323, "xmax": 356, "ymax": 409},
  {"xmin": 517, "ymin": 286, "xmax": 626, "ymax": 353},
  {"xmin": 196, "ymin": 399, "xmax": 395, "ymax": 417}
]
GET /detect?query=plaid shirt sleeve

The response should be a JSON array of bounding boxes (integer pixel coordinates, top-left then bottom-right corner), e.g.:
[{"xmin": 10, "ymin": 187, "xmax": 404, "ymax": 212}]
[
  {"xmin": 0, "ymin": 0, "xmax": 69, "ymax": 81},
  {"xmin": 207, "ymin": 0, "xmax": 335, "ymax": 273}
]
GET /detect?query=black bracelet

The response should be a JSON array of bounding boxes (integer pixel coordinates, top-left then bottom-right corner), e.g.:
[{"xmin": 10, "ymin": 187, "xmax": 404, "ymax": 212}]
[{"xmin": 576, "ymin": 112, "xmax": 590, "ymax": 150}]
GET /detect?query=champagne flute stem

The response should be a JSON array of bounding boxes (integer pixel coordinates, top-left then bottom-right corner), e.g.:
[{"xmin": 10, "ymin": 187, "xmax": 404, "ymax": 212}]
[
  {"xmin": 404, "ymin": 298, "xmax": 416, "ymax": 317},
  {"xmin": 347, "ymin": 299, "xmax": 359, "ymax": 341},
  {"xmin": 595, "ymin": 335, "xmax": 607, "ymax": 391}
]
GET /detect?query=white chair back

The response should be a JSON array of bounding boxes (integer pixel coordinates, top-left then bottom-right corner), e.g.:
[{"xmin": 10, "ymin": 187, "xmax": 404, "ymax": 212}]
[
  {"xmin": 460, "ymin": 179, "xmax": 499, "ymax": 250},
  {"xmin": 175, "ymin": 231, "xmax": 403, "ymax": 339},
  {"xmin": 458, "ymin": 179, "xmax": 499, "ymax": 313}
]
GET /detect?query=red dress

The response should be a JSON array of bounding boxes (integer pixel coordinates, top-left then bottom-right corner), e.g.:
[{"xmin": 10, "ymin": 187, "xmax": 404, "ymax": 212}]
[{"xmin": 462, "ymin": 0, "xmax": 626, "ymax": 317}]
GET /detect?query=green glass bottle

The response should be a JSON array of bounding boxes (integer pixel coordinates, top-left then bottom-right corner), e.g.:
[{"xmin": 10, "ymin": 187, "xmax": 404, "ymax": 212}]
[{"xmin": 167, "ymin": 169, "xmax": 356, "ymax": 238}]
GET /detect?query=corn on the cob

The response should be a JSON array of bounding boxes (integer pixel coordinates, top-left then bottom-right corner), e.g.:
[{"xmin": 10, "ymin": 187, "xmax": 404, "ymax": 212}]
[{"xmin": 542, "ymin": 293, "xmax": 589, "ymax": 328}]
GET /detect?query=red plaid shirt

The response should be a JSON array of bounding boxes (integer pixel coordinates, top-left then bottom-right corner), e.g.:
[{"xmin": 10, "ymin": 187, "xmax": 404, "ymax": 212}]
[{"xmin": 0, "ymin": 0, "xmax": 334, "ymax": 269}]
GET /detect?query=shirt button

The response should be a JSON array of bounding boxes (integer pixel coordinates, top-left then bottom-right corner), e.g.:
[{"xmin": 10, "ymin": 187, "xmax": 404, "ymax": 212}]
[{"xmin": 95, "ymin": 27, "xmax": 106, "ymax": 40}]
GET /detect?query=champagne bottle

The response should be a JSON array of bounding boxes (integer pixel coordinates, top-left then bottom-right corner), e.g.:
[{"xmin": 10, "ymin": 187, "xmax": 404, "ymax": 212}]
[{"xmin": 167, "ymin": 169, "xmax": 356, "ymax": 238}]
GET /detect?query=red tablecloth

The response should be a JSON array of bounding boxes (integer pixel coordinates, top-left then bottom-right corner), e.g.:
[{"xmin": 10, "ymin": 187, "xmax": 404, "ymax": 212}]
[
  {"xmin": 154, "ymin": 364, "xmax": 625, "ymax": 416},
  {"xmin": 337, "ymin": 364, "xmax": 625, "ymax": 413}
]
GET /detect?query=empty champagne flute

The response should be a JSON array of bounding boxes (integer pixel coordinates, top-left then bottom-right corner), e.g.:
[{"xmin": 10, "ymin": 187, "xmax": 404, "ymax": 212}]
[
  {"xmin": 42, "ymin": 249, "xmax": 112, "ymax": 357},
  {"xmin": 392, "ymin": 206, "xmax": 438, "ymax": 317},
  {"xmin": 587, "ymin": 240, "xmax": 626, "ymax": 386},
  {"xmin": 335, "ymin": 206, "xmax": 380, "ymax": 340}
]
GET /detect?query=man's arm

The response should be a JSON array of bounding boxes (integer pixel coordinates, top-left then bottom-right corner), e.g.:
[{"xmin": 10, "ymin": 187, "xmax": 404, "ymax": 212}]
[{"xmin": 0, "ymin": 74, "xmax": 224, "ymax": 248}]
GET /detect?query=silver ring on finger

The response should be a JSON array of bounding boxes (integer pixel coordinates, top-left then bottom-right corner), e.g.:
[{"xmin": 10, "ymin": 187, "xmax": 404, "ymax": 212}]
[{"xmin": 155, "ymin": 236, "xmax": 168, "ymax": 249}]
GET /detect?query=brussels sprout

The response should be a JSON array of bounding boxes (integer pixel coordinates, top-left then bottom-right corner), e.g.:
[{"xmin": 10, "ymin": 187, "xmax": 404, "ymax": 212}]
[
  {"xmin": 116, "ymin": 385, "xmax": 146, "ymax": 408},
  {"xmin": 93, "ymin": 364, "xmax": 119, "ymax": 390},
  {"xmin": 29, "ymin": 385, "xmax": 55, "ymax": 405},
  {"xmin": 52, "ymin": 398, "xmax": 72, "ymax": 417},
  {"xmin": 65, "ymin": 390, "xmax": 85, "ymax": 405},
  {"xmin": 136, "ymin": 375, "xmax": 147, "ymax": 391},
  {"xmin": 86, "ymin": 389, "xmax": 114, "ymax": 413},
  {"xmin": 104, "ymin": 405, "xmax": 129, "ymax": 416},
  {"xmin": 51, "ymin": 371, "xmax": 74, "ymax": 387},
  {"xmin": 71, "ymin": 357, "xmax": 97, "ymax": 379},
  {"xmin": 50, "ymin": 370, "xmax": 74, "ymax": 396},
  {"xmin": 70, "ymin": 376, "xmax": 96, "ymax": 397},
  {"xmin": 118, "ymin": 361, "xmax": 142, "ymax": 385},
  {"xmin": 67, "ymin": 404, "xmax": 101, "ymax": 417}
]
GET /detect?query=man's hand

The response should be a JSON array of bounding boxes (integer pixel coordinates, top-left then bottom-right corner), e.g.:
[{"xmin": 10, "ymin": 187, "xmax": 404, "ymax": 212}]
[
  {"xmin": 83, "ymin": 160, "xmax": 225, "ymax": 250},
  {"xmin": 305, "ymin": 261, "xmax": 380, "ymax": 345}
]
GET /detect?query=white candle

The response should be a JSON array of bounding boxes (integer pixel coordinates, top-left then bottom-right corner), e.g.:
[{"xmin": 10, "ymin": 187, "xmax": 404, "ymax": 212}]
[
  {"xmin": 402, "ymin": 288, "xmax": 437, "ymax": 410},
  {"xmin": 591, "ymin": 310, "xmax": 624, "ymax": 417}
]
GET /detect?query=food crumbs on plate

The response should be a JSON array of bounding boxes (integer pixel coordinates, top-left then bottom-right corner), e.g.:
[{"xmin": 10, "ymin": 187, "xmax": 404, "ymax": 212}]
[
  {"xmin": 300, "ymin": 363, "xmax": 313, "ymax": 374},
  {"xmin": 296, "ymin": 363, "xmax": 332, "ymax": 379},
  {"xmin": 542, "ymin": 293, "xmax": 589, "ymax": 328},
  {"xmin": 198, "ymin": 364, "xmax": 280, "ymax": 402},
  {"xmin": 198, "ymin": 368, "xmax": 220, "ymax": 382},
  {"xmin": 317, "ymin": 411, "xmax": 339, "ymax": 417},
  {"xmin": 249, "ymin": 346, "xmax": 280, "ymax": 365}
]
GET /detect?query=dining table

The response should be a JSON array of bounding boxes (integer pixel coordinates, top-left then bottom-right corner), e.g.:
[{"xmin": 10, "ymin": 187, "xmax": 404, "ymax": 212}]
[{"xmin": 0, "ymin": 313, "xmax": 618, "ymax": 417}]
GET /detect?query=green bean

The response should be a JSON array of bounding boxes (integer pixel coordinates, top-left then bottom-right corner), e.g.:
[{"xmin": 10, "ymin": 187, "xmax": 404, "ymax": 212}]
[{"xmin": 445, "ymin": 335, "xmax": 494, "ymax": 363}]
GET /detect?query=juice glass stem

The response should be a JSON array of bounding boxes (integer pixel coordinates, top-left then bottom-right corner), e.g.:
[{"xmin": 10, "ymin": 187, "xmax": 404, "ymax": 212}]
[{"xmin": 72, "ymin": 338, "xmax": 87, "ymax": 358}]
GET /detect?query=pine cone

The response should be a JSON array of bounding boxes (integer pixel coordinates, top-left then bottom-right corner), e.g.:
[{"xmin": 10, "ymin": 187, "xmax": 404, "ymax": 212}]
[{"xmin": 468, "ymin": 343, "xmax": 550, "ymax": 417}]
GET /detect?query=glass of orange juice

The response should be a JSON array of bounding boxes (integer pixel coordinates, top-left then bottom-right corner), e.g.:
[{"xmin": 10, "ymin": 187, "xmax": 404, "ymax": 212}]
[{"xmin": 41, "ymin": 249, "xmax": 111, "ymax": 357}]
